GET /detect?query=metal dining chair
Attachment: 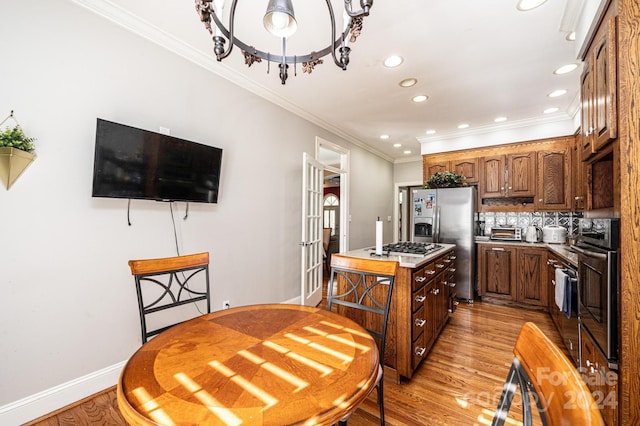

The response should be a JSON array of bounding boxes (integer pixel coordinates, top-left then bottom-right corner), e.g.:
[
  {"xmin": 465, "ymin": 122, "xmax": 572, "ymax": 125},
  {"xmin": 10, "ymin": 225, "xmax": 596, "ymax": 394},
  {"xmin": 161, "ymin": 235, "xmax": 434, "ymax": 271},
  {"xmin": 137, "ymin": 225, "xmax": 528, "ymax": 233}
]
[
  {"xmin": 327, "ymin": 254, "xmax": 399, "ymax": 425},
  {"xmin": 492, "ymin": 321, "xmax": 604, "ymax": 426},
  {"xmin": 128, "ymin": 252, "xmax": 211, "ymax": 343}
]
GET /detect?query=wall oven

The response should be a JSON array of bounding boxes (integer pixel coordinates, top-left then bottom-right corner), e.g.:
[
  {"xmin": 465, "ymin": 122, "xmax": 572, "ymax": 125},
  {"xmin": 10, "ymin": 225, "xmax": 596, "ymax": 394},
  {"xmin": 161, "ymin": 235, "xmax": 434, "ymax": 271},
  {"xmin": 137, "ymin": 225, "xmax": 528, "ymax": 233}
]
[{"xmin": 574, "ymin": 218, "xmax": 619, "ymax": 368}]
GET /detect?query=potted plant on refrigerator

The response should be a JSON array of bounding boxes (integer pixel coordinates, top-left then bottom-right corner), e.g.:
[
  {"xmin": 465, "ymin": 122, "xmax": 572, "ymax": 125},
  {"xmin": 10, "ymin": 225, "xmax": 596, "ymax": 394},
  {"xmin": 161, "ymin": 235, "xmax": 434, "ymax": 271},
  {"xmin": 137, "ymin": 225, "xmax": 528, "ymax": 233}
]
[
  {"xmin": 0, "ymin": 111, "xmax": 37, "ymax": 189},
  {"xmin": 424, "ymin": 171, "xmax": 467, "ymax": 189}
]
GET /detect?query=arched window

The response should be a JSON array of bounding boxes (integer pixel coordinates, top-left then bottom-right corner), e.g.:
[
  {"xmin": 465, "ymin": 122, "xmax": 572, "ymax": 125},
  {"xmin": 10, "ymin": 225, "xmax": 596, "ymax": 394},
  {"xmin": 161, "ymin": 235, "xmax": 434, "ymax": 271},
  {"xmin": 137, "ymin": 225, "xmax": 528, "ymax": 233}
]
[{"xmin": 323, "ymin": 194, "xmax": 339, "ymax": 236}]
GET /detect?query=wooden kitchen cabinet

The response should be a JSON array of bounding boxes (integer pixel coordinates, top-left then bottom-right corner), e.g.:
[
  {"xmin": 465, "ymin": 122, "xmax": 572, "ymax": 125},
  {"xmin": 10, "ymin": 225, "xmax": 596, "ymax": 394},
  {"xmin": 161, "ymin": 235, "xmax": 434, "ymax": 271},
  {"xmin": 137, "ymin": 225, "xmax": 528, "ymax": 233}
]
[
  {"xmin": 478, "ymin": 244, "xmax": 516, "ymax": 300},
  {"xmin": 395, "ymin": 248, "xmax": 456, "ymax": 380},
  {"xmin": 479, "ymin": 153, "xmax": 535, "ymax": 199},
  {"xmin": 536, "ymin": 147, "xmax": 571, "ymax": 211},
  {"xmin": 581, "ymin": 14, "xmax": 617, "ymax": 161},
  {"xmin": 451, "ymin": 158, "xmax": 479, "ymax": 184},
  {"xmin": 572, "ymin": 134, "xmax": 587, "ymax": 210},
  {"xmin": 581, "ymin": 327, "xmax": 619, "ymax": 425},
  {"xmin": 507, "ymin": 152, "xmax": 536, "ymax": 197},
  {"xmin": 516, "ymin": 247, "xmax": 548, "ymax": 307},
  {"xmin": 479, "ymin": 156, "xmax": 506, "ymax": 199},
  {"xmin": 424, "ymin": 159, "xmax": 479, "ymax": 185},
  {"xmin": 478, "ymin": 244, "xmax": 547, "ymax": 307},
  {"xmin": 425, "ymin": 161, "xmax": 449, "ymax": 178}
]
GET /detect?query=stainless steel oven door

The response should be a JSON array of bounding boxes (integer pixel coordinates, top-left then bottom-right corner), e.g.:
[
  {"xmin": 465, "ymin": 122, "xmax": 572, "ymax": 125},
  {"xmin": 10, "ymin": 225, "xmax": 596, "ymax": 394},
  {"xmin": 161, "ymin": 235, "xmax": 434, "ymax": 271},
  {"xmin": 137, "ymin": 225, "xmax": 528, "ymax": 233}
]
[{"xmin": 573, "ymin": 243, "xmax": 618, "ymax": 364}]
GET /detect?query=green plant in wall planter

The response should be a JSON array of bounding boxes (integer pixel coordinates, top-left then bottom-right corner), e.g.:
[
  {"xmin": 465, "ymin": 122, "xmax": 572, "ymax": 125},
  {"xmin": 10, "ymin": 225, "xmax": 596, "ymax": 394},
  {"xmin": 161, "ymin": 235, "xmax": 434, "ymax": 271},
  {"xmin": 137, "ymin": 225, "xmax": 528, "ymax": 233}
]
[
  {"xmin": 424, "ymin": 171, "xmax": 467, "ymax": 189},
  {"xmin": 0, "ymin": 111, "xmax": 37, "ymax": 189}
]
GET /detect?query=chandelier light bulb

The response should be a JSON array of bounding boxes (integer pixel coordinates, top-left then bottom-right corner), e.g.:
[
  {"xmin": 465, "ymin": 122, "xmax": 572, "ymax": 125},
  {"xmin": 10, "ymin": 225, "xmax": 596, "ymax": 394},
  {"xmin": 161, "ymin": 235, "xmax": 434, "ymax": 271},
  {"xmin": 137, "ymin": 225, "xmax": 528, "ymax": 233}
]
[{"xmin": 264, "ymin": 0, "xmax": 297, "ymax": 38}]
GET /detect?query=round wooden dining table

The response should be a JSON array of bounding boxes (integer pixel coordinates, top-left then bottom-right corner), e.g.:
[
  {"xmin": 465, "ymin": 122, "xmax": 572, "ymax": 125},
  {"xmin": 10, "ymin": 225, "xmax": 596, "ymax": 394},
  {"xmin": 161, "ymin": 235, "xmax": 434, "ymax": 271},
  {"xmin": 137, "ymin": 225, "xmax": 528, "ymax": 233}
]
[{"xmin": 117, "ymin": 304, "xmax": 380, "ymax": 426}]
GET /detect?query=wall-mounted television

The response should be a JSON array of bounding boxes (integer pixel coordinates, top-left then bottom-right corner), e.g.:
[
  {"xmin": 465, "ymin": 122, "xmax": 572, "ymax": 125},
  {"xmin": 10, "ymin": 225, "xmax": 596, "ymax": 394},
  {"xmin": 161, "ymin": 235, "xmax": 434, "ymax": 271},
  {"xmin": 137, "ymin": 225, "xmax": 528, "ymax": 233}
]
[{"xmin": 92, "ymin": 118, "xmax": 223, "ymax": 203}]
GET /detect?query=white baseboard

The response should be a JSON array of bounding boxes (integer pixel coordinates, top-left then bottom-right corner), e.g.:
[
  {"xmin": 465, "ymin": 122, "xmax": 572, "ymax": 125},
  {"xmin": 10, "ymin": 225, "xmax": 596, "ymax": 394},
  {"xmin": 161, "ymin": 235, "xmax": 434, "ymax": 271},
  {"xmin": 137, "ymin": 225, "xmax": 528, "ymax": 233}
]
[{"xmin": 0, "ymin": 361, "xmax": 125, "ymax": 425}]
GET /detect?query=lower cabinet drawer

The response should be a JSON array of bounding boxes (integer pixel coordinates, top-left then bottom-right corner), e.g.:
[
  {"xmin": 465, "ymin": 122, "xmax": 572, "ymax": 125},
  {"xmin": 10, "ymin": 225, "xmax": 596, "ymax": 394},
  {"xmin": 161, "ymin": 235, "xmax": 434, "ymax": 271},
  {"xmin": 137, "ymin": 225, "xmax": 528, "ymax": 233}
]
[
  {"xmin": 412, "ymin": 286, "xmax": 427, "ymax": 312},
  {"xmin": 412, "ymin": 331, "xmax": 426, "ymax": 369},
  {"xmin": 413, "ymin": 305, "xmax": 427, "ymax": 337}
]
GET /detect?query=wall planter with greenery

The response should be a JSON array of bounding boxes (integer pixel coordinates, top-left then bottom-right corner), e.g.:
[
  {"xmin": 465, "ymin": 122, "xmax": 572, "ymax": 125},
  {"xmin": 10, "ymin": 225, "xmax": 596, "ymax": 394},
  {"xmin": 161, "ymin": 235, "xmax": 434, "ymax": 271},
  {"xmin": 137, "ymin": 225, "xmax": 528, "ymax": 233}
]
[
  {"xmin": 0, "ymin": 111, "xmax": 37, "ymax": 189},
  {"xmin": 424, "ymin": 171, "xmax": 467, "ymax": 189}
]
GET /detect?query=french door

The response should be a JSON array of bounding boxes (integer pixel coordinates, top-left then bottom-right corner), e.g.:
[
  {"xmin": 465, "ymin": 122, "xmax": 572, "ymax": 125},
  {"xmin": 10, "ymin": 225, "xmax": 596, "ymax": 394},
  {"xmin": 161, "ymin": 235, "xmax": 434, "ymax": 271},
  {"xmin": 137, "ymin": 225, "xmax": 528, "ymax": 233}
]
[{"xmin": 300, "ymin": 152, "xmax": 323, "ymax": 306}]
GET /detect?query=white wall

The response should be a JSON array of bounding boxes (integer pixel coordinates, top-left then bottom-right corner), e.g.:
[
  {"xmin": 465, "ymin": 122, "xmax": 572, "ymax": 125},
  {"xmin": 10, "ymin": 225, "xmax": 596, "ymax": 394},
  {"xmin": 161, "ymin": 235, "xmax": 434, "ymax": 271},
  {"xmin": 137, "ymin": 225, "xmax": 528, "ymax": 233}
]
[{"xmin": 0, "ymin": 0, "xmax": 394, "ymax": 419}]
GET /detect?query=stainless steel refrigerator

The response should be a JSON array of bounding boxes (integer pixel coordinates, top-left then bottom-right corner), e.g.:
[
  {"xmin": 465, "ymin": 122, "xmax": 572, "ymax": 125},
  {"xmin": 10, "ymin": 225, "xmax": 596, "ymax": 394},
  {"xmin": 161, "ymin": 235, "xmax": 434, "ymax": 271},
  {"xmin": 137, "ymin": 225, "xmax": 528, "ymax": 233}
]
[{"xmin": 410, "ymin": 186, "xmax": 476, "ymax": 301}]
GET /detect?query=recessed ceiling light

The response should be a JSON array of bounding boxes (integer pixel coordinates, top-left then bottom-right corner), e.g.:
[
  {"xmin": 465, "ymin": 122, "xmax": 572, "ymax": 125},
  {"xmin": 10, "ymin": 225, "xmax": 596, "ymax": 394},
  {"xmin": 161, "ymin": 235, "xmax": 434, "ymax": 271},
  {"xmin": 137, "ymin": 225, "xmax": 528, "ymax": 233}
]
[
  {"xmin": 403, "ymin": 150, "xmax": 412, "ymax": 154},
  {"xmin": 516, "ymin": 0, "xmax": 547, "ymax": 11},
  {"xmin": 458, "ymin": 123, "xmax": 469, "ymax": 129},
  {"xmin": 393, "ymin": 143, "xmax": 402, "ymax": 148},
  {"xmin": 384, "ymin": 55, "xmax": 403, "ymax": 68},
  {"xmin": 412, "ymin": 95, "xmax": 428, "ymax": 103},
  {"xmin": 566, "ymin": 32, "xmax": 576, "ymax": 41},
  {"xmin": 399, "ymin": 78, "xmax": 417, "ymax": 88},
  {"xmin": 494, "ymin": 117, "xmax": 507, "ymax": 123},
  {"xmin": 544, "ymin": 107, "xmax": 559, "ymax": 114},
  {"xmin": 425, "ymin": 129, "xmax": 436, "ymax": 135},
  {"xmin": 554, "ymin": 64, "xmax": 578, "ymax": 75},
  {"xmin": 548, "ymin": 89, "xmax": 567, "ymax": 98},
  {"xmin": 380, "ymin": 134, "xmax": 390, "ymax": 140}
]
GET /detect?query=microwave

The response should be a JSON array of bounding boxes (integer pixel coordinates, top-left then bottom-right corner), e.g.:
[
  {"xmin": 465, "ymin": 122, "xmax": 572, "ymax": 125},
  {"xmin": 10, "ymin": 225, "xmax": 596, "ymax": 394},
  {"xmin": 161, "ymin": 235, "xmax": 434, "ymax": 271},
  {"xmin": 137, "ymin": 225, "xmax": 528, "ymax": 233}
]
[{"xmin": 490, "ymin": 226, "xmax": 522, "ymax": 241}]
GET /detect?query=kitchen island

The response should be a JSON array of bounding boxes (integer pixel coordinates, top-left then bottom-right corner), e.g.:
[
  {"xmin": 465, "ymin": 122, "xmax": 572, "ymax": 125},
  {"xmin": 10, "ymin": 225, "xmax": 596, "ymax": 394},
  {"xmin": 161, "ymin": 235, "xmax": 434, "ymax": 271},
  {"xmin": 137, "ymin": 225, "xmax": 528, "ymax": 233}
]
[{"xmin": 335, "ymin": 243, "xmax": 456, "ymax": 381}]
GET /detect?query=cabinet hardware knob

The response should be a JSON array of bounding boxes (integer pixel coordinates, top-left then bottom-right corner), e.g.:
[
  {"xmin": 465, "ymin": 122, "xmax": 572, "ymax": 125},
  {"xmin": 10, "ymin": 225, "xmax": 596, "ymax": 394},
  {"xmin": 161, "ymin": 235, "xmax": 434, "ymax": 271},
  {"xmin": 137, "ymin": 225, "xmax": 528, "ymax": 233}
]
[
  {"xmin": 449, "ymin": 282, "xmax": 456, "ymax": 287},
  {"xmin": 414, "ymin": 319, "xmax": 426, "ymax": 327},
  {"xmin": 415, "ymin": 276, "xmax": 426, "ymax": 283},
  {"xmin": 415, "ymin": 295, "xmax": 426, "ymax": 303},
  {"xmin": 426, "ymin": 270, "xmax": 436, "ymax": 275},
  {"xmin": 539, "ymin": 198, "xmax": 543, "ymax": 202},
  {"xmin": 450, "ymin": 255, "xmax": 457, "ymax": 260},
  {"xmin": 415, "ymin": 347, "xmax": 426, "ymax": 357},
  {"xmin": 450, "ymin": 268, "xmax": 456, "ymax": 272},
  {"xmin": 436, "ymin": 263, "xmax": 445, "ymax": 268},
  {"xmin": 508, "ymin": 186, "xmax": 512, "ymax": 190}
]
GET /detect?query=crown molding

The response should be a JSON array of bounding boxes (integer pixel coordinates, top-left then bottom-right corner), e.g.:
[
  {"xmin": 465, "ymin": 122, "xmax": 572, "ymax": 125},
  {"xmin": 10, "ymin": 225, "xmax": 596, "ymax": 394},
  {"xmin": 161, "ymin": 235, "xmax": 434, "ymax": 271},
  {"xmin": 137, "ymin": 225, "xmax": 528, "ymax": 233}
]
[{"xmin": 70, "ymin": 0, "xmax": 393, "ymax": 163}]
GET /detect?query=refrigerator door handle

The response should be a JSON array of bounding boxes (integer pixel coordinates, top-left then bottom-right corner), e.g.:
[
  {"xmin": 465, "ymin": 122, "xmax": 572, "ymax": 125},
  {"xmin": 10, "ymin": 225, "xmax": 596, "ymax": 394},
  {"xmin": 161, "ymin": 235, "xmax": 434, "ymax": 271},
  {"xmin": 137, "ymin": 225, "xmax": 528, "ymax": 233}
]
[{"xmin": 434, "ymin": 206, "xmax": 441, "ymax": 242}]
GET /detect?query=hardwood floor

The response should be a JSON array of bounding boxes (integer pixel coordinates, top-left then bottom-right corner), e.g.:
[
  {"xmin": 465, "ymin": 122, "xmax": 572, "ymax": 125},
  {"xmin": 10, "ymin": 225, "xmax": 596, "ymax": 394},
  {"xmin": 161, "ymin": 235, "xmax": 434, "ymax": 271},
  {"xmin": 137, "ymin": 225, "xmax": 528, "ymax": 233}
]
[{"xmin": 24, "ymin": 301, "xmax": 560, "ymax": 425}]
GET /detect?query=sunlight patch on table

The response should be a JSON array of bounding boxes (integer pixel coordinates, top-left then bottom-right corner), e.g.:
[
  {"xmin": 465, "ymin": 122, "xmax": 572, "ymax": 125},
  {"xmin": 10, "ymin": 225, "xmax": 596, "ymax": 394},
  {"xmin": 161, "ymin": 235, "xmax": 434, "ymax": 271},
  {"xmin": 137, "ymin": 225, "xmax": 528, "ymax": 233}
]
[
  {"xmin": 173, "ymin": 372, "xmax": 243, "ymax": 426},
  {"xmin": 263, "ymin": 340, "xmax": 334, "ymax": 376},
  {"xmin": 238, "ymin": 349, "xmax": 309, "ymax": 391},
  {"xmin": 131, "ymin": 387, "xmax": 176, "ymax": 426}
]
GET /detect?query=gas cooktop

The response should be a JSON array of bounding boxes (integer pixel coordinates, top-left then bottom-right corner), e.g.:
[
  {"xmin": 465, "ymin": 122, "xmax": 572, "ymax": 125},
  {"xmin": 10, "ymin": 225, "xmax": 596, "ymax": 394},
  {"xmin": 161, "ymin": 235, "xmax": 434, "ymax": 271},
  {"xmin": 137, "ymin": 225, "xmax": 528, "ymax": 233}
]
[{"xmin": 369, "ymin": 242, "xmax": 444, "ymax": 258}]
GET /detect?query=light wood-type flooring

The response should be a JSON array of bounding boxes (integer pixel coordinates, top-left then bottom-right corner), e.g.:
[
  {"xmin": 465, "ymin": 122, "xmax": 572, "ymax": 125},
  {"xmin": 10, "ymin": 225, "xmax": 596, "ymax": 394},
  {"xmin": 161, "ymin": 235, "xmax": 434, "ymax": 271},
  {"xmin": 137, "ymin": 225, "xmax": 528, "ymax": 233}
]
[{"xmin": 25, "ymin": 301, "xmax": 559, "ymax": 425}]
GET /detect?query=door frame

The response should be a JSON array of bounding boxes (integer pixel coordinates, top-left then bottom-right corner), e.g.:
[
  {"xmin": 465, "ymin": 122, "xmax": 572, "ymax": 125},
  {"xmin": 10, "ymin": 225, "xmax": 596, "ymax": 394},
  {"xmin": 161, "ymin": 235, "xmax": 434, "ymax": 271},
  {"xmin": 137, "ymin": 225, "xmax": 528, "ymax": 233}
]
[
  {"xmin": 394, "ymin": 180, "xmax": 422, "ymax": 243},
  {"xmin": 316, "ymin": 137, "xmax": 350, "ymax": 254}
]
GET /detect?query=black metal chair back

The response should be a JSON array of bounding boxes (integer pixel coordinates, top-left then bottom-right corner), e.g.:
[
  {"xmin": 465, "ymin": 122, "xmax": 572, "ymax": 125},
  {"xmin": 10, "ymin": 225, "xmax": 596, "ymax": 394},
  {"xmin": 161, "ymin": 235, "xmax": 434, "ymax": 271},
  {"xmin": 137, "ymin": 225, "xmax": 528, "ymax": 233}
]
[
  {"xmin": 328, "ymin": 254, "xmax": 398, "ymax": 425},
  {"xmin": 128, "ymin": 252, "xmax": 210, "ymax": 343}
]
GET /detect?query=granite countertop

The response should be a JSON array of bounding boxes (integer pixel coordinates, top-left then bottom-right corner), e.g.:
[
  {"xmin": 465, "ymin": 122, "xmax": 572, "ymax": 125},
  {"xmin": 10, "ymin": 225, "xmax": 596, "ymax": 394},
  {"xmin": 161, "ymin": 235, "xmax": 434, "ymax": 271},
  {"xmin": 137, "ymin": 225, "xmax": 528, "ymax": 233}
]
[
  {"xmin": 341, "ymin": 243, "xmax": 456, "ymax": 269},
  {"xmin": 475, "ymin": 238, "xmax": 577, "ymax": 266}
]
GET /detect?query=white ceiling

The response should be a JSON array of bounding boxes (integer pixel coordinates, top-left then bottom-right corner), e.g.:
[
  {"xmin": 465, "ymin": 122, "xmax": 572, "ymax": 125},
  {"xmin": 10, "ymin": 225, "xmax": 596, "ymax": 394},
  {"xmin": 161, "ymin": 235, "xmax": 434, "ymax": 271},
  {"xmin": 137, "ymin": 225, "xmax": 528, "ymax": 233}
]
[{"xmin": 72, "ymin": 0, "xmax": 587, "ymax": 162}]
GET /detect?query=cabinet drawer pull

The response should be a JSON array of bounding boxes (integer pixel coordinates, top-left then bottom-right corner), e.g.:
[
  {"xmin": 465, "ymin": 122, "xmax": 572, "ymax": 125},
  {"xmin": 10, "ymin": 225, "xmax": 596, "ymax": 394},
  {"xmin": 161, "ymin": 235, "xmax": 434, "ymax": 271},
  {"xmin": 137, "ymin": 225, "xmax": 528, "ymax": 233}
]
[
  {"xmin": 491, "ymin": 247, "xmax": 505, "ymax": 251},
  {"xmin": 426, "ymin": 270, "xmax": 436, "ymax": 275},
  {"xmin": 415, "ymin": 276, "xmax": 426, "ymax": 283},
  {"xmin": 436, "ymin": 263, "xmax": 445, "ymax": 268},
  {"xmin": 449, "ymin": 282, "xmax": 456, "ymax": 287},
  {"xmin": 450, "ymin": 268, "xmax": 456, "ymax": 273},
  {"xmin": 415, "ymin": 347, "xmax": 426, "ymax": 357},
  {"xmin": 414, "ymin": 295, "xmax": 426, "ymax": 303},
  {"xmin": 432, "ymin": 288, "xmax": 440, "ymax": 295},
  {"xmin": 443, "ymin": 259, "xmax": 451, "ymax": 263},
  {"xmin": 414, "ymin": 319, "xmax": 426, "ymax": 327},
  {"xmin": 450, "ymin": 255, "xmax": 457, "ymax": 260}
]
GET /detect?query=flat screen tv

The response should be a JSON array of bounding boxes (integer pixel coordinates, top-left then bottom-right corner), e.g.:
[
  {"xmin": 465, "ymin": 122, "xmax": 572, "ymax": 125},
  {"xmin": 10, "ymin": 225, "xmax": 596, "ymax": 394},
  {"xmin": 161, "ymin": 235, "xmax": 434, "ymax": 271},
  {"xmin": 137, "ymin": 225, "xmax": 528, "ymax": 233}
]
[{"xmin": 92, "ymin": 119, "xmax": 223, "ymax": 203}]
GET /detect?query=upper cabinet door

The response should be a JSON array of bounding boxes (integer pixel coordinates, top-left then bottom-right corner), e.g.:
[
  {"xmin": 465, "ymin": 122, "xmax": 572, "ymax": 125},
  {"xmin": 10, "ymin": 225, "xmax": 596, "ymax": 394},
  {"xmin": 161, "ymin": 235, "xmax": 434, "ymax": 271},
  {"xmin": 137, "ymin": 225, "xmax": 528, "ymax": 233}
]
[
  {"xmin": 451, "ymin": 158, "xmax": 479, "ymax": 184},
  {"xmin": 580, "ymin": 56, "xmax": 596, "ymax": 161},
  {"xmin": 506, "ymin": 152, "xmax": 536, "ymax": 197},
  {"xmin": 479, "ymin": 156, "xmax": 506, "ymax": 198},
  {"xmin": 593, "ymin": 15, "xmax": 617, "ymax": 152},
  {"xmin": 425, "ymin": 161, "xmax": 449, "ymax": 179},
  {"xmin": 536, "ymin": 148, "xmax": 571, "ymax": 211}
]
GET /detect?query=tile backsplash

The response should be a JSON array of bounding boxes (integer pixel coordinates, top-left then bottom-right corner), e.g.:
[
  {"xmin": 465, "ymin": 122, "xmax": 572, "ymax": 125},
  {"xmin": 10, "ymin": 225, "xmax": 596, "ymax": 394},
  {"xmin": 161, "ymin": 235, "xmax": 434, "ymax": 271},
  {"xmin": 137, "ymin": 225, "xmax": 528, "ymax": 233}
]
[{"xmin": 477, "ymin": 211, "xmax": 582, "ymax": 236}]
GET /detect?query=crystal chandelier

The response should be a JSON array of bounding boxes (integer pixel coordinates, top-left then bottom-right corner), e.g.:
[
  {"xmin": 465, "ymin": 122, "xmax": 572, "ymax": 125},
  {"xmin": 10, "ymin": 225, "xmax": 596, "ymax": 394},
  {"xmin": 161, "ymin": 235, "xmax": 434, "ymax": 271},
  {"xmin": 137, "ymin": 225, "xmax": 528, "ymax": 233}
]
[{"xmin": 194, "ymin": 0, "xmax": 374, "ymax": 84}]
